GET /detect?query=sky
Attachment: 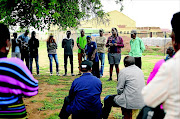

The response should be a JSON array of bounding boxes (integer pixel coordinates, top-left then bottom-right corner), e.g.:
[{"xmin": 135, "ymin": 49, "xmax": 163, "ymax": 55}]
[{"xmin": 101, "ymin": 0, "xmax": 180, "ymax": 30}]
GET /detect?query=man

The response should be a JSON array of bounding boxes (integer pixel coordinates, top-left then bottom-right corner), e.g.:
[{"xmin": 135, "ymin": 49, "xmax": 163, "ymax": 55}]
[
  {"xmin": 77, "ymin": 29, "xmax": 87, "ymax": 75},
  {"xmin": 85, "ymin": 36, "xmax": 100, "ymax": 78},
  {"xmin": 62, "ymin": 31, "xmax": 75, "ymax": 76},
  {"xmin": 129, "ymin": 30, "xmax": 145, "ymax": 69},
  {"xmin": 18, "ymin": 30, "xmax": 30, "ymax": 69},
  {"xmin": 28, "ymin": 31, "xmax": 39, "ymax": 75},
  {"xmin": 95, "ymin": 29, "xmax": 106, "ymax": 77},
  {"xmin": 103, "ymin": 56, "xmax": 145, "ymax": 119},
  {"xmin": 11, "ymin": 32, "xmax": 21, "ymax": 59},
  {"xmin": 165, "ymin": 46, "xmax": 175, "ymax": 61},
  {"xmin": 142, "ymin": 12, "xmax": 180, "ymax": 119},
  {"xmin": 59, "ymin": 60, "xmax": 102, "ymax": 119}
]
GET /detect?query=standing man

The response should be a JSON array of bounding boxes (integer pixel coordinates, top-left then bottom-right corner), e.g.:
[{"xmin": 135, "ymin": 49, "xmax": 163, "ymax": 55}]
[
  {"xmin": 129, "ymin": 30, "xmax": 145, "ymax": 69},
  {"xmin": 95, "ymin": 29, "xmax": 106, "ymax": 77},
  {"xmin": 62, "ymin": 31, "xmax": 75, "ymax": 76},
  {"xmin": 59, "ymin": 60, "xmax": 102, "ymax": 119},
  {"xmin": 28, "ymin": 31, "xmax": 39, "ymax": 76},
  {"xmin": 11, "ymin": 32, "xmax": 21, "ymax": 59},
  {"xmin": 77, "ymin": 29, "xmax": 87, "ymax": 75},
  {"xmin": 106, "ymin": 28, "xmax": 124, "ymax": 81},
  {"xmin": 18, "ymin": 30, "xmax": 30, "ymax": 69},
  {"xmin": 141, "ymin": 12, "xmax": 180, "ymax": 119},
  {"xmin": 85, "ymin": 36, "xmax": 100, "ymax": 78}
]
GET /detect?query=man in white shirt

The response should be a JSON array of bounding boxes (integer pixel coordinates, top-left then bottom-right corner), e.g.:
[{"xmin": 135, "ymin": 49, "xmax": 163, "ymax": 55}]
[{"xmin": 142, "ymin": 12, "xmax": 180, "ymax": 119}]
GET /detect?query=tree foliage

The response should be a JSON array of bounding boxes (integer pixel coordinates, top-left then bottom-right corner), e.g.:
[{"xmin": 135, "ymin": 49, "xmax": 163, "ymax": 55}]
[{"xmin": 0, "ymin": 0, "xmax": 105, "ymax": 30}]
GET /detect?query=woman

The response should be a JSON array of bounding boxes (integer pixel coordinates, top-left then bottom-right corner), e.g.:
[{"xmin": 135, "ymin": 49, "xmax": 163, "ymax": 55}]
[
  {"xmin": 106, "ymin": 28, "xmax": 124, "ymax": 81},
  {"xmin": 0, "ymin": 24, "xmax": 38, "ymax": 118},
  {"xmin": 47, "ymin": 34, "xmax": 60, "ymax": 76}
]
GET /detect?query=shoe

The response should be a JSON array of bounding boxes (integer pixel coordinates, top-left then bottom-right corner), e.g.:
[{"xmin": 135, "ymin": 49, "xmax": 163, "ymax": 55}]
[
  {"xmin": 77, "ymin": 73, "xmax": 82, "ymax": 75},
  {"xmin": 63, "ymin": 74, "xmax": 67, "ymax": 76},
  {"xmin": 71, "ymin": 73, "xmax": 75, "ymax": 76},
  {"xmin": 56, "ymin": 72, "xmax": 60, "ymax": 76},
  {"xmin": 107, "ymin": 78, "xmax": 112, "ymax": 81},
  {"xmin": 50, "ymin": 73, "xmax": 53, "ymax": 76},
  {"xmin": 37, "ymin": 74, "xmax": 40, "ymax": 76}
]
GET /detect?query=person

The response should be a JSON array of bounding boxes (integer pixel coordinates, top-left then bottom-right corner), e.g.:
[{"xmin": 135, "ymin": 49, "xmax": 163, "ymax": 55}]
[
  {"xmin": 85, "ymin": 36, "xmax": 100, "ymax": 78},
  {"xmin": 95, "ymin": 29, "xmax": 106, "ymax": 77},
  {"xmin": 28, "ymin": 31, "xmax": 39, "ymax": 76},
  {"xmin": 129, "ymin": 30, "xmax": 145, "ymax": 69},
  {"xmin": 0, "ymin": 23, "xmax": 38, "ymax": 118},
  {"xmin": 62, "ymin": 31, "xmax": 75, "ymax": 76},
  {"xmin": 102, "ymin": 56, "xmax": 145, "ymax": 119},
  {"xmin": 11, "ymin": 32, "xmax": 21, "ymax": 59},
  {"xmin": 106, "ymin": 27, "xmax": 124, "ymax": 81},
  {"xmin": 165, "ymin": 46, "xmax": 175, "ymax": 61},
  {"xmin": 77, "ymin": 29, "xmax": 87, "ymax": 75},
  {"xmin": 47, "ymin": 34, "xmax": 60, "ymax": 76},
  {"xmin": 18, "ymin": 30, "xmax": 30, "ymax": 69},
  {"xmin": 142, "ymin": 12, "xmax": 180, "ymax": 119},
  {"xmin": 59, "ymin": 60, "xmax": 102, "ymax": 119}
]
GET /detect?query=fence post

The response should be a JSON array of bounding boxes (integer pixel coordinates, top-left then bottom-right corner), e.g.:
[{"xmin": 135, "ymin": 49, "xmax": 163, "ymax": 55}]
[{"xmin": 164, "ymin": 32, "xmax": 167, "ymax": 56}]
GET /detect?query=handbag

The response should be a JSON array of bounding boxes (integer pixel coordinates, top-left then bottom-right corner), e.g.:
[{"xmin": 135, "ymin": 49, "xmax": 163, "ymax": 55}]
[{"xmin": 137, "ymin": 105, "xmax": 165, "ymax": 119}]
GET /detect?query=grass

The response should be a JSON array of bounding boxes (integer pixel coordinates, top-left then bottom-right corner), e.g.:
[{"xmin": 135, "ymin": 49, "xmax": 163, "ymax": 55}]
[{"xmin": 20, "ymin": 41, "xmax": 165, "ymax": 118}]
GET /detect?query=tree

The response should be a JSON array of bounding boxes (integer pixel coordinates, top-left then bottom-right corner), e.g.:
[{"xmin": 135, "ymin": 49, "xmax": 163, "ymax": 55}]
[{"xmin": 0, "ymin": 0, "xmax": 106, "ymax": 30}]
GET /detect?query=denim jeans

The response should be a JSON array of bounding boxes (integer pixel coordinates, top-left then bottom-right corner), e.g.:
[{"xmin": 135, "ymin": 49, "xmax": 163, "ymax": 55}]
[
  {"xmin": 48, "ymin": 54, "xmax": 59, "ymax": 73},
  {"xmin": 98, "ymin": 53, "xmax": 105, "ymax": 76},
  {"xmin": 30, "ymin": 55, "xmax": 39, "ymax": 74}
]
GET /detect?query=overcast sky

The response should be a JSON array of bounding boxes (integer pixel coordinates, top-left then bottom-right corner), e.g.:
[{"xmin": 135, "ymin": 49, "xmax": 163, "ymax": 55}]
[{"xmin": 101, "ymin": 0, "xmax": 180, "ymax": 30}]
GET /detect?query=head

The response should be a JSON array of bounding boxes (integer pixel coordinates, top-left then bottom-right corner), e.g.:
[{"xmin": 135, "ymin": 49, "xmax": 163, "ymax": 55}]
[
  {"xmin": 111, "ymin": 28, "xmax": 118, "ymax": 37},
  {"xmin": 66, "ymin": 30, "xmax": 71, "ymax": 38},
  {"xmin": 99, "ymin": 29, "xmax": 104, "ymax": 37},
  {"xmin": 24, "ymin": 30, "xmax": 29, "ymax": 36},
  {"xmin": 86, "ymin": 36, "xmax": 91, "ymax": 44},
  {"xmin": 131, "ymin": 30, "xmax": 137, "ymax": 39},
  {"xmin": 80, "ymin": 29, "xmax": 85, "ymax": 37},
  {"xmin": 31, "ymin": 31, "xmax": 36, "ymax": 38},
  {"xmin": 166, "ymin": 47, "xmax": 174, "ymax": 56},
  {"xmin": 80, "ymin": 60, "xmax": 93, "ymax": 73},
  {"xmin": 124, "ymin": 56, "xmax": 135, "ymax": 67},
  {"xmin": 48, "ymin": 34, "xmax": 55, "ymax": 43},
  {"xmin": 13, "ymin": 33, "xmax": 17, "ymax": 39},
  {"xmin": 0, "ymin": 23, "xmax": 11, "ymax": 57},
  {"xmin": 171, "ymin": 12, "xmax": 180, "ymax": 52}
]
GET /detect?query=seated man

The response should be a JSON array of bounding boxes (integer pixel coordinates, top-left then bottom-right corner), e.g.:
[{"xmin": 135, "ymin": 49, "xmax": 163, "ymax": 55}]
[
  {"xmin": 59, "ymin": 60, "xmax": 102, "ymax": 119},
  {"xmin": 103, "ymin": 56, "xmax": 145, "ymax": 119}
]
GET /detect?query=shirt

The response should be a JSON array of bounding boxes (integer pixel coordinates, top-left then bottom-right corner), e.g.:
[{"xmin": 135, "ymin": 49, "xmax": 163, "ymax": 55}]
[
  {"xmin": 47, "ymin": 41, "xmax": 57, "ymax": 54},
  {"xmin": 106, "ymin": 36, "xmax": 124, "ymax": 53},
  {"xmin": 85, "ymin": 41, "xmax": 99, "ymax": 62},
  {"xmin": 95, "ymin": 36, "xmax": 106, "ymax": 53},
  {"xmin": 18, "ymin": 34, "xmax": 30, "ymax": 43},
  {"xmin": 77, "ymin": 36, "xmax": 87, "ymax": 53},
  {"xmin": 62, "ymin": 37, "xmax": 74, "ymax": 55},
  {"xmin": 66, "ymin": 73, "xmax": 102, "ymax": 117},
  {"xmin": 114, "ymin": 65, "xmax": 145, "ymax": 109},
  {"xmin": 142, "ymin": 50, "xmax": 180, "ymax": 119},
  {"xmin": 129, "ymin": 37, "xmax": 145, "ymax": 57},
  {"xmin": 28, "ymin": 37, "xmax": 39, "ymax": 57},
  {"xmin": 0, "ymin": 58, "xmax": 38, "ymax": 118}
]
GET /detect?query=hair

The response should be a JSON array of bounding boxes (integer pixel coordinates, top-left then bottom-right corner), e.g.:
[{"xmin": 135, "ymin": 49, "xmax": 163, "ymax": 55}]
[
  {"xmin": 31, "ymin": 31, "xmax": 36, "ymax": 37},
  {"xmin": 66, "ymin": 30, "xmax": 71, "ymax": 35},
  {"xmin": 80, "ymin": 29, "xmax": 84, "ymax": 33},
  {"xmin": 112, "ymin": 27, "xmax": 119, "ymax": 36},
  {"xmin": 0, "ymin": 23, "xmax": 10, "ymax": 49},
  {"xmin": 124, "ymin": 56, "xmax": 135, "ymax": 67},
  {"xmin": 47, "ymin": 34, "xmax": 56, "ymax": 43},
  {"xmin": 171, "ymin": 12, "xmax": 180, "ymax": 43}
]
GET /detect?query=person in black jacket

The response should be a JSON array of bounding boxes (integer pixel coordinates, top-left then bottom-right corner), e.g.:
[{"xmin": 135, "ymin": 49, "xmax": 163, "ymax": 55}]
[
  {"xmin": 28, "ymin": 31, "xmax": 39, "ymax": 75},
  {"xmin": 11, "ymin": 33, "xmax": 21, "ymax": 58}
]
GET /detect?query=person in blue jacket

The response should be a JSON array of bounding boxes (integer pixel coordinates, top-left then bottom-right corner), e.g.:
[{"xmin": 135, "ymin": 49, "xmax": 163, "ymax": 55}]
[{"xmin": 59, "ymin": 60, "xmax": 102, "ymax": 119}]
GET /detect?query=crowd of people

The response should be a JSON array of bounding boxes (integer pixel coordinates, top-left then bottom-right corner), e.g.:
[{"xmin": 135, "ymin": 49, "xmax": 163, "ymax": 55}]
[{"xmin": 0, "ymin": 11, "xmax": 179, "ymax": 119}]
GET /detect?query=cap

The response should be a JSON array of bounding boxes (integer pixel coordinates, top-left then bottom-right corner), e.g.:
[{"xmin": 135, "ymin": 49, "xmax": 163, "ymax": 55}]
[
  {"xmin": 80, "ymin": 60, "xmax": 93, "ymax": 72},
  {"xmin": 131, "ymin": 30, "xmax": 137, "ymax": 34},
  {"xmin": 86, "ymin": 35, "xmax": 91, "ymax": 39}
]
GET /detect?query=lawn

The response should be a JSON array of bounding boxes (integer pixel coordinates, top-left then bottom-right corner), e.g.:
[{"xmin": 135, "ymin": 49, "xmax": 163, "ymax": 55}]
[{"xmin": 18, "ymin": 41, "xmax": 164, "ymax": 119}]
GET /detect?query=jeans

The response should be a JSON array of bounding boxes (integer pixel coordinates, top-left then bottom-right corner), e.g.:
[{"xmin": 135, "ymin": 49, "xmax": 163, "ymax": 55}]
[
  {"xmin": 12, "ymin": 52, "xmax": 21, "ymax": 59},
  {"xmin": 21, "ymin": 51, "xmax": 30, "ymax": 69},
  {"xmin": 98, "ymin": 53, "xmax": 105, "ymax": 76},
  {"xmin": 48, "ymin": 54, "xmax": 59, "ymax": 73},
  {"xmin": 30, "ymin": 55, "xmax": 39, "ymax": 74}
]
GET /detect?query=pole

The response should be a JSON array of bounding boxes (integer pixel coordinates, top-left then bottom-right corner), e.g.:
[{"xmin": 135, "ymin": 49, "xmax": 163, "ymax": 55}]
[{"xmin": 164, "ymin": 32, "xmax": 166, "ymax": 56}]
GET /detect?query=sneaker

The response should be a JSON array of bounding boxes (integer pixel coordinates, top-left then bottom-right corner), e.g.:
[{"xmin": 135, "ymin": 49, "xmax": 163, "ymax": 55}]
[
  {"xmin": 56, "ymin": 72, "xmax": 60, "ymax": 76},
  {"xmin": 50, "ymin": 73, "xmax": 53, "ymax": 76},
  {"xmin": 71, "ymin": 73, "xmax": 75, "ymax": 76},
  {"xmin": 107, "ymin": 78, "xmax": 112, "ymax": 81},
  {"xmin": 63, "ymin": 74, "xmax": 67, "ymax": 76}
]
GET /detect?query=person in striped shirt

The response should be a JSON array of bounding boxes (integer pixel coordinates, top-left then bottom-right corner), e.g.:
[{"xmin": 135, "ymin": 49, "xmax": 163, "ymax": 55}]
[{"xmin": 0, "ymin": 23, "xmax": 38, "ymax": 118}]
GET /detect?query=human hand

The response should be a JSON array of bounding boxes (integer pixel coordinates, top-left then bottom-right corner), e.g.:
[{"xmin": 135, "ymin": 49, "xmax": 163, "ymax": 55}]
[
  {"xmin": 114, "ymin": 43, "xmax": 117, "ymax": 46},
  {"xmin": 109, "ymin": 43, "xmax": 113, "ymax": 46},
  {"xmin": 91, "ymin": 54, "xmax": 95, "ymax": 60}
]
